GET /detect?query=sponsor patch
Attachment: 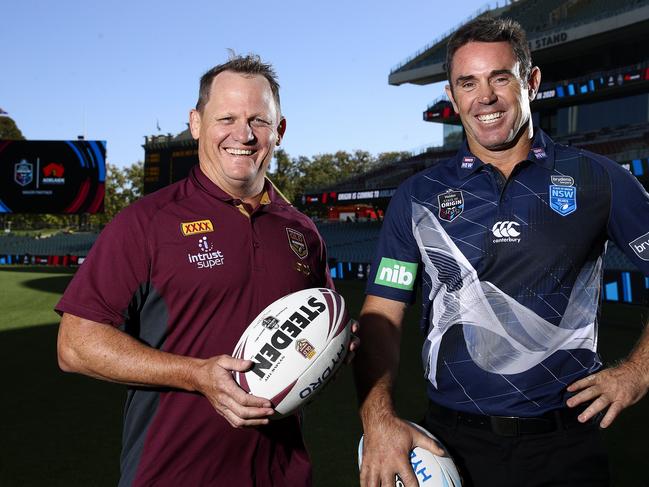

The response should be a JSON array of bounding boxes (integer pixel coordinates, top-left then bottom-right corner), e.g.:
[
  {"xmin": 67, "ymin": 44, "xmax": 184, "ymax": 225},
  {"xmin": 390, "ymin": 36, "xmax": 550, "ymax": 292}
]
[
  {"xmin": 549, "ymin": 184, "xmax": 577, "ymax": 216},
  {"xmin": 14, "ymin": 160, "xmax": 33, "ymax": 187},
  {"xmin": 437, "ymin": 189, "xmax": 464, "ymax": 222},
  {"xmin": 296, "ymin": 338, "xmax": 316, "ymax": 359},
  {"xmin": 532, "ymin": 147, "xmax": 547, "ymax": 159},
  {"xmin": 461, "ymin": 156, "xmax": 475, "ymax": 169},
  {"xmin": 187, "ymin": 236, "xmax": 224, "ymax": 269},
  {"xmin": 491, "ymin": 221, "xmax": 521, "ymax": 243},
  {"xmin": 550, "ymin": 175, "xmax": 575, "ymax": 186},
  {"xmin": 181, "ymin": 219, "xmax": 214, "ymax": 236},
  {"xmin": 374, "ymin": 257, "xmax": 418, "ymax": 291},
  {"xmin": 629, "ymin": 231, "xmax": 649, "ymax": 261},
  {"xmin": 286, "ymin": 228, "xmax": 308, "ymax": 259}
]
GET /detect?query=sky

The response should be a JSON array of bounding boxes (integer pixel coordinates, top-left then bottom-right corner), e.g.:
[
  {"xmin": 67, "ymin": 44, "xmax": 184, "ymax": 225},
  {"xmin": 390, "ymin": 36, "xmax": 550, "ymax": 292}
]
[{"xmin": 2, "ymin": 0, "xmax": 492, "ymax": 168}]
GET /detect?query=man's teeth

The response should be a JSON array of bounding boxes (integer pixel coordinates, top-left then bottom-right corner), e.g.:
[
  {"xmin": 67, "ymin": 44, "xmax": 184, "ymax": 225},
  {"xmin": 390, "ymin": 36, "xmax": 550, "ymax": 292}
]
[
  {"xmin": 226, "ymin": 148, "xmax": 254, "ymax": 155},
  {"xmin": 476, "ymin": 112, "xmax": 504, "ymax": 122}
]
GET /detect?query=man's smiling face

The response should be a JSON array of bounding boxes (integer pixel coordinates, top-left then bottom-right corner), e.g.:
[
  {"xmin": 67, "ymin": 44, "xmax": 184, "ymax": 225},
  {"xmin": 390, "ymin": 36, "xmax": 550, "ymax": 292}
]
[
  {"xmin": 190, "ymin": 70, "xmax": 285, "ymax": 198},
  {"xmin": 445, "ymin": 41, "xmax": 539, "ymax": 155}
]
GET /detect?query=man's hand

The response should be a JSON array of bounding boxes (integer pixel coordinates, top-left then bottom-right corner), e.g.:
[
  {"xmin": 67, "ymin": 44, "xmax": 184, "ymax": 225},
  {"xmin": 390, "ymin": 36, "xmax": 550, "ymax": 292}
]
[
  {"xmin": 566, "ymin": 360, "xmax": 649, "ymax": 428},
  {"xmin": 360, "ymin": 415, "xmax": 445, "ymax": 487},
  {"xmin": 345, "ymin": 319, "xmax": 361, "ymax": 365},
  {"xmin": 194, "ymin": 355, "xmax": 275, "ymax": 428}
]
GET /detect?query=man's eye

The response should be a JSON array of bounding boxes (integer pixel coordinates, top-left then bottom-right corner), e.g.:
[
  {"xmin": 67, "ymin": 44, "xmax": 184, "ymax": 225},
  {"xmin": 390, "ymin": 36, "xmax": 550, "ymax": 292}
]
[
  {"xmin": 461, "ymin": 82, "xmax": 475, "ymax": 90},
  {"xmin": 252, "ymin": 118, "xmax": 270, "ymax": 126},
  {"xmin": 493, "ymin": 77, "xmax": 510, "ymax": 85},
  {"xmin": 218, "ymin": 117, "xmax": 234, "ymax": 123}
]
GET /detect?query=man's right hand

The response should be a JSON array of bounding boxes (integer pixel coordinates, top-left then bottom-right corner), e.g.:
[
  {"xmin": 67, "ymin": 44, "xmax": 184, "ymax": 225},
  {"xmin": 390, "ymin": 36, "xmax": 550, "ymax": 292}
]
[
  {"xmin": 194, "ymin": 355, "xmax": 275, "ymax": 428},
  {"xmin": 360, "ymin": 415, "xmax": 445, "ymax": 487},
  {"xmin": 58, "ymin": 313, "xmax": 275, "ymax": 429}
]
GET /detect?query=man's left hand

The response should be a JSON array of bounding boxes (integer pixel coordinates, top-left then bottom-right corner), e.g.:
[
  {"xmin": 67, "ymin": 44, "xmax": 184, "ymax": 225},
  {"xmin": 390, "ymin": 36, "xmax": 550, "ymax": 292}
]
[
  {"xmin": 566, "ymin": 360, "xmax": 649, "ymax": 428},
  {"xmin": 345, "ymin": 319, "xmax": 360, "ymax": 365}
]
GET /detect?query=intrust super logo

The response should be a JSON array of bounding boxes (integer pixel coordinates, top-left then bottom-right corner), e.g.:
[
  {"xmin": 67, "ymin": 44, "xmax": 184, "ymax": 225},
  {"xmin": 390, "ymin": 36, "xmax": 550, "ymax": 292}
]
[
  {"xmin": 187, "ymin": 236, "xmax": 224, "ymax": 269},
  {"xmin": 181, "ymin": 219, "xmax": 214, "ymax": 236},
  {"xmin": 374, "ymin": 258, "xmax": 418, "ymax": 291}
]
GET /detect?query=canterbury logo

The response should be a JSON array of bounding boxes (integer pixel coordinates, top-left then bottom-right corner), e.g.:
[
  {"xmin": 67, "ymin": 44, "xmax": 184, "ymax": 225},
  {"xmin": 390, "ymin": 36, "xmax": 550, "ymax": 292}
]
[
  {"xmin": 492, "ymin": 221, "xmax": 520, "ymax": 238},
  {"xmin": 181, "ymin": 219, "xmax": 214, "ymax": 236}
]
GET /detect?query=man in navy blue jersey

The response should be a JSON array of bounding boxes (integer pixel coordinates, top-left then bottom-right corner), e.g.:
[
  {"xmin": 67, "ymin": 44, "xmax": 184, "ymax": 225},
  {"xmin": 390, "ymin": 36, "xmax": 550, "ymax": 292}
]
[{"xmin": 355, "ymin": 17, "xmax": 649, "ymax": 487}]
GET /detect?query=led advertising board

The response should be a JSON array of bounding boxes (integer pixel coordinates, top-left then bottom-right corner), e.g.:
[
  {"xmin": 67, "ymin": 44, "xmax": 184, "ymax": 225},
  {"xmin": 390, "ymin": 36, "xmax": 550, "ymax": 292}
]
[{"xmin": 0, "ymin": 140, "xmax": 106, "ymax": 214}]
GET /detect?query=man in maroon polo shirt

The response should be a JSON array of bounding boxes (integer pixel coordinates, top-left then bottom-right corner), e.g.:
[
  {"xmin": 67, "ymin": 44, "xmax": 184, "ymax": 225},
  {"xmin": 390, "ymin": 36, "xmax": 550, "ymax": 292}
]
[{"xmin": 57, "ymin": 55, "xmax": 338, "ymax": 486}]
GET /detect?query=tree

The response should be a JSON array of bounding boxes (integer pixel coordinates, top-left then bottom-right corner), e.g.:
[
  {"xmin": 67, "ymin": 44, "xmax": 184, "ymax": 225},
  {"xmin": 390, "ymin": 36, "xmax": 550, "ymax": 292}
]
[
  {"xmin": 0, "ymin": 116, "xmax": 25, "ymax": 140},
  {"xmin": 91, "ymin": 161, "xmax": 143, "ymax": 226}
]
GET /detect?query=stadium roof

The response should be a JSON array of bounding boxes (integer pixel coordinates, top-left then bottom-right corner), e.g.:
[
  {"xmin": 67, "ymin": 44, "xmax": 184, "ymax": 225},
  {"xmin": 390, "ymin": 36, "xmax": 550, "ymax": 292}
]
[{"xmin": 389, "ymin": 0, "xmax": 649, "ymax": 86}]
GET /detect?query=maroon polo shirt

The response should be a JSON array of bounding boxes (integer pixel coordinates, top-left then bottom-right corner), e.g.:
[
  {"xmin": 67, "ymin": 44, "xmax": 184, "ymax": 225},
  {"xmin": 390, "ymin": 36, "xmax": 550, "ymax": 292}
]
[{"xmin": 56, "ymin": 165, "xmax": 332, "ymax": 487}]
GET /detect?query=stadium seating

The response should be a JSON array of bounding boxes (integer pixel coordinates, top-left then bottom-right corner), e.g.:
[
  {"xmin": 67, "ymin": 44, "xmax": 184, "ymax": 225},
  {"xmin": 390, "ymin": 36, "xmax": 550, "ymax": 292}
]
[{"xmin": 0, "ymin": 232, "xmax": 98, "ymax": 257}]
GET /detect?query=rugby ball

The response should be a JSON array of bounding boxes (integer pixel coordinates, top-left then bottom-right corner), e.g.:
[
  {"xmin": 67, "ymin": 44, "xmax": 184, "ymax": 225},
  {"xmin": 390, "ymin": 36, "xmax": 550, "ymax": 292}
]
[
  {"xmin": 232, "ymin": 288, "xmax": 352, "ymax": 418},
  {"xmin": 358, "ymin": 421, "xmax": 462, "ymax": 487}
]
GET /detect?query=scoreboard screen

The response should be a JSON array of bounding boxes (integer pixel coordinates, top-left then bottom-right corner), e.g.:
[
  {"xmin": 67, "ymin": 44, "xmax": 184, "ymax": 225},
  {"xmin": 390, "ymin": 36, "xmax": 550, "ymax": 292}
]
[{"xmin": 0, "ymin": 140, "xmax": 106, "ymax": 214}]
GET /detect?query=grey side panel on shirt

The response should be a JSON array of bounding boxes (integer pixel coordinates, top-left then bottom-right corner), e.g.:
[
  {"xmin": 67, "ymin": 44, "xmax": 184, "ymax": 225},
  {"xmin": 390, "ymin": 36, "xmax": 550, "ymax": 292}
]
[{"xmin": 118, "ymin": 283, "xmax": 169, "ymax": 487}]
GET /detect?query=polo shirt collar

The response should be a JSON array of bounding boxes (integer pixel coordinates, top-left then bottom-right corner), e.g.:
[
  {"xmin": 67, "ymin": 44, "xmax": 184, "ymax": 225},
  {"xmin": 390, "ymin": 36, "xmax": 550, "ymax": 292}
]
[
  {"xmin": 455, "ymin": 127, "xmax": 555, "ymax": 179},
  {"xmin": 190, "ymin": 165, "xmax": 287, "ymax": 207}
]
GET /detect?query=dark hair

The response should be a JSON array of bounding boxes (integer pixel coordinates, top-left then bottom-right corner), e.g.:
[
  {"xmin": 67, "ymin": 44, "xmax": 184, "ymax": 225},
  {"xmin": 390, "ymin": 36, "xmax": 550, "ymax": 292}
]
[
  {"xmin": 446, "ymin": 17, "xmax": 532, "ymax": 85},
  {"xmin": 195, "ymin": 53, "xmax": 281, "ymax": 114}
]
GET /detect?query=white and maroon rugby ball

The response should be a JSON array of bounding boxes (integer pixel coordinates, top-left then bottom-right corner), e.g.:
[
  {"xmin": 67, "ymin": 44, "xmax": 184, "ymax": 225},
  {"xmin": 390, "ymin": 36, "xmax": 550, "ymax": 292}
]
[
  {"xmin": 358, "ymin": 421, "xmax": 462, "ymax": 487},
  {"xmin": 232, "ymin": 288, "xmax": 352, "ymax": 418}
]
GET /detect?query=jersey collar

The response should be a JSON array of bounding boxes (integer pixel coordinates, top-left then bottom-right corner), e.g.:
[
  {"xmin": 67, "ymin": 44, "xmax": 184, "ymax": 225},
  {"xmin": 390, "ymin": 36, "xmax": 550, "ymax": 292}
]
[
  {"xmin": 191, "ymin": 165, "xmax": 290, "ymax": 208},
  {"xmin": 455, "ymin": 128, "xmax": 555, "ymax": 179}
]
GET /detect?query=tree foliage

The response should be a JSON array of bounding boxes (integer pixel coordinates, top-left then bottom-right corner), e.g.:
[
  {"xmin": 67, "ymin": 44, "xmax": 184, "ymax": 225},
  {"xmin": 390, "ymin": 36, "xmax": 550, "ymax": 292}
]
[
  {"xmin": 0, "ymin": 116, "xmax": 25, "ymax": 140},
  {"xmin": 268, "ymin": 149, "xmax": 412, "ymax": 203},
  {"xmin": 90, "ymin": 161, "xmax": 143, "ymax": 226}
]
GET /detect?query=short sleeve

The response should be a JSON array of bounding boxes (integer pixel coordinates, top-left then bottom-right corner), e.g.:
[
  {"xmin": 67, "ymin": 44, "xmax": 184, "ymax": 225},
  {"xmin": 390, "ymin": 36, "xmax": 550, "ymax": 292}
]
[
  {"xmin": 605, "ymin": 161, "xmax": 649, "ymax": 275},
  {"xmin": 55, "ymin": 203, "xmax": 152, "ymax": 326},
  {"xmin": 366, "ymin": 181, "xmax": 421, "ymax": 303}
]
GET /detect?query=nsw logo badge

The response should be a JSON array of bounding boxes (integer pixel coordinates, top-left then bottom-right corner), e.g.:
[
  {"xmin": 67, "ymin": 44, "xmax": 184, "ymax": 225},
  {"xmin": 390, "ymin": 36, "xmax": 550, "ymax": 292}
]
[
  {"xmin": 549, "ymin": 176, "xmax": 577, "ymax": 216},
  {"xmin": 437, "ymin": 189, "xmax": 464, "ymax": 222}
]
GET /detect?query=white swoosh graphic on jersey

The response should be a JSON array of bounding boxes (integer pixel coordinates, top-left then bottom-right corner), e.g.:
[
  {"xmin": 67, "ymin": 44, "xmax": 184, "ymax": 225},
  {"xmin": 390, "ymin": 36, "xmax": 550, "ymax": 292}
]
[{"xmin": 413, "ymin": 203, "xmax": 599, "ymax": 387}]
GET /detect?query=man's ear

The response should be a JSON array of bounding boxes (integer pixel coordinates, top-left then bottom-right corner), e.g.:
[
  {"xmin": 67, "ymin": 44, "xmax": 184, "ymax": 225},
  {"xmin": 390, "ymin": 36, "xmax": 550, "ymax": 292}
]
[
  {"xmin": 528, "ymin": 66, "xmax": 542, "ymax": 102},
  {"xmin": 445, "ymin": 84, "xmax": 459, "ymax": 114},
  {"xmin": 276, "ymin": 117, "xmax": 287, "ymax": 145},
  {"xmin": 189, "ymin": 109, "xmax": 201, "ymax": 140}
]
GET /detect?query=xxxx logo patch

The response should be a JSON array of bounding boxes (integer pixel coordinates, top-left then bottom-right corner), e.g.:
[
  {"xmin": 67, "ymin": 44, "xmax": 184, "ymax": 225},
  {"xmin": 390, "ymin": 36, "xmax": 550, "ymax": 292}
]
[{"xmin": 181, "ymin": 219, "xmax": 214, "ymax": 236}]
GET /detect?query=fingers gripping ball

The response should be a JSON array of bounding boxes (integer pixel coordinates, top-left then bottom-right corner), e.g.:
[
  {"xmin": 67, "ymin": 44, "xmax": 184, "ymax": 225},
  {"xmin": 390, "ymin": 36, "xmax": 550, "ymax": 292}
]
[
  {"xmin": 232, "ymin": 288, "xmax": 352, "ymax": 418},
  {"xmin": 358, "ymin": 422, "xmax": 463, "ymax": 486}
]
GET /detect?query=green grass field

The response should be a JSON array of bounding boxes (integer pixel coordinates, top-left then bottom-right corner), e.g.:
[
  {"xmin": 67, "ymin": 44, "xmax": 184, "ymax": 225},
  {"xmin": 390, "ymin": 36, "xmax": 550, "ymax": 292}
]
[{"xmin": 0, "ymin": 267, "xmax": 647, "ymax": 486}]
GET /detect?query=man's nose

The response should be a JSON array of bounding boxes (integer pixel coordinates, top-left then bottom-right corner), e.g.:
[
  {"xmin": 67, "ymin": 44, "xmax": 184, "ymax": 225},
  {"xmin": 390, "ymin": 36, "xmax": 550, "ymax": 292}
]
[
  {"xmin": 477, "ymin": 82, "xmax": 497, "ymax": 104},
  {"xmin": 232, "ymin": 121, "xmax": 255, "ymax": 143}
]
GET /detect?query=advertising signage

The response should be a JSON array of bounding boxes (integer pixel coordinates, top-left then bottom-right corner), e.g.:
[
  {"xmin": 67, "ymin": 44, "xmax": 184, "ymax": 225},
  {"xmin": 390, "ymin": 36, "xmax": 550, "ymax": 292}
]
[{"xmin": 0, "ymin": 140, "xmax": 106, "ymax": 214}]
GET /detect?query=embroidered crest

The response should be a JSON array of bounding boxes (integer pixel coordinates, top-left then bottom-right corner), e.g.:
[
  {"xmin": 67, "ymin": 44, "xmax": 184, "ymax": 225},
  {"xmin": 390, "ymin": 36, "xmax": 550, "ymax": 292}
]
[
  {"xmin": 437, "ymin": 190, "xmax": 464, "ymax": 222},
  {"xmin": 286, "ymin": 228, "xmax": 308, "ymax": 259},
  {"xmin": 549, "ymin": 184, "xmax": 577, "ymax": 216}
]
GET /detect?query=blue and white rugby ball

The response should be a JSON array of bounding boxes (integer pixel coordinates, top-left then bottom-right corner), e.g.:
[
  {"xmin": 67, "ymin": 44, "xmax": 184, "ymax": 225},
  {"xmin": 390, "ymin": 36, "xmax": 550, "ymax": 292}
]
[
  {"xmin": 358, "ymin": 421, "xmax": 462, "ymax": 487},
  {"xmin": 233, "ymin": 288, "xmax": 351, "ymax": 418}
]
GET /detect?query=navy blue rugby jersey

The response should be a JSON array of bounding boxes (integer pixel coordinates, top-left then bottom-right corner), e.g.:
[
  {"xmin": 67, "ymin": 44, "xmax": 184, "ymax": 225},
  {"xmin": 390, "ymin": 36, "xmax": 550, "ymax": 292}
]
[{"xmin": 367, "ymin": 129, "xmax": 649, "ymax": 416}]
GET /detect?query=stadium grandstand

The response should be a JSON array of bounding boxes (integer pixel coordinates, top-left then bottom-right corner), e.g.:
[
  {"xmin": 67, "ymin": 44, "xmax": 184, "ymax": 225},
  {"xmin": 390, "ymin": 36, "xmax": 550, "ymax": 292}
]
[
  {"xmin": 26, "ymin": 0, "xmax": 645, "ymax": 305},
  {"xmin": 302, "ymin": 0, "xmax": 649, "ymax": 305}
]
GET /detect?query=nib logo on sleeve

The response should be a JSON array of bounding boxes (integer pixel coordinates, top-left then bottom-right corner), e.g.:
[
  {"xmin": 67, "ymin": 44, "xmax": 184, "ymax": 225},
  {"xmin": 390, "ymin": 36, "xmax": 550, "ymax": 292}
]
[{"xmin": 374, "ymin": 258, "xmax": 418, "ymax": 291}]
